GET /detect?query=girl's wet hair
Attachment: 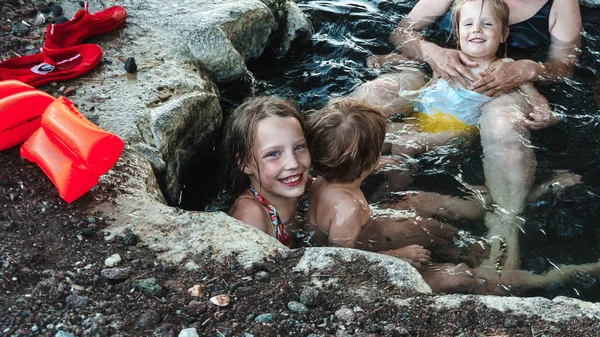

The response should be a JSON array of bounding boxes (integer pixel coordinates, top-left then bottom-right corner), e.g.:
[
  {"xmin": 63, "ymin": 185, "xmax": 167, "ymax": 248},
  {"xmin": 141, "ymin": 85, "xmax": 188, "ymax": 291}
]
[
  {"xmin": 306, "ymin": 98, "xmax": 387, "ymax": 183},
  {"xmin": 223, "ymin": 96, "xmax": 304, "ymax": 198},
  {"xmin": 451, "ymin": 0, "xmax": 510, "ymax": 55}
]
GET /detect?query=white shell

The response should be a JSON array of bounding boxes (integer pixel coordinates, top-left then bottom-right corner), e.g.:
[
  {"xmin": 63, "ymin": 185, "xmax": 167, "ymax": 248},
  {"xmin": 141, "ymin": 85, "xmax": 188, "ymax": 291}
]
[{"xmin": 209, "ymin": 294, "xmax": 230, "ymax": 307}]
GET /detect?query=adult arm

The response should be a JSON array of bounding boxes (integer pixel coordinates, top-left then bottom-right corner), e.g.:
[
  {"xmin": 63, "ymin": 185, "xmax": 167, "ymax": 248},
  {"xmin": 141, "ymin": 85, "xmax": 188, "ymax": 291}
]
[
  {"xmin": 471, "ymin": 0, "xmax": 582, "ymax": 96},
  {"xmin": 389, "ymin": 0, "xmax": 478, "ymax": 86}
]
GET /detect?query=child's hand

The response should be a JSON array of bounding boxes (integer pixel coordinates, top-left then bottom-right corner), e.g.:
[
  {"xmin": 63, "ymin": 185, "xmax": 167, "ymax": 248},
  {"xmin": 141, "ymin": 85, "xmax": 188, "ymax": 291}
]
[
  {"xmin": 525, "ymin": 106, "xmax": 560, "ymax": 131},
  {"xmin": 388, "ymin": 244, "xmax": 432, "ymax": 264},
  {"xmin": 367, "ymin": 55, "xmax": 385, "ymax": 69}
]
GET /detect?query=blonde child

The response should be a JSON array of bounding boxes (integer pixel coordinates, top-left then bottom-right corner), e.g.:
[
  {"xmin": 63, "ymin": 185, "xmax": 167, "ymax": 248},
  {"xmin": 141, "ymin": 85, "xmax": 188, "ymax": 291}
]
[
  {"xmin": 224, "ymin": 96, "xmax": 311, "ymax": 247},
  {"xmin": 305, "ymin": 98, "xmax": 479, "ymax": 265},
  {"xmin": 306, "ymin": 97, "xmax": 600, "ymax": 295},
  {"xmin": 355, "ymin": 0, "xmax": 558, "ymax": 157}
]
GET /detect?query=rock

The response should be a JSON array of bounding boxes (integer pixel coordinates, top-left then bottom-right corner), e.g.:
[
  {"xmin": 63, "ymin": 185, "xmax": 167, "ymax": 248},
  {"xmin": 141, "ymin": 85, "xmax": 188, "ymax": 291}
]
[
  {"xmin": 0, "ymin": 25, "xmax": 10, "ymax": 32},
  {"xmin": 122, "ymin": 232, "xmax": 139, "ymax": 246},
  {"xmin": 188, "ymin": 285, "xmax": 204, "ymax": 297},
  {"xmin": 35, "ymin": 13, "xmax": 46, "ymax": 25},
  {"xmin": 154, "ymin": 323, "xmax": 177, "ymax": 337},
  {"xmin": 254, "ymin": 313, "xmax": 273, "ymax": 323},
  {"xmin": 11, "ymin": 22, "xmax": 30, "ymax": 36},
  {"xmin": 287, "ymin": 301, "xmax": 309, "ymax": 315},
  {"xmin": 63, "ymin": 87, "xmax": 77, "ymax": 97},
  {"xmin": 138, "ymin": 309, "xmax": 161, "ymax": 329},
  {"xmin": 209, "ymin": 294, "xmax": 230, "ymax": 307},
  {"xmin": 65, "ymin": 294, "xmax": 89, "ymax": 308},
  {"xmin": 55, "ymin": 16, "xmax": 69, "ymax": 24},
  {"xmin": 104, "ymin": 253, "xmax": 122, "ymax": 267},
  {"xmin": 299, "ymin": 286, "xmax": 321, "ymax": 307},
  {"xmin": 37, "ymin": 3, "xmax": 51, "ymax": 13},
  {"xmin": 186, "ymin": 300, "xmax": 207, "ymax": 316},
  {"xmin": 137, "ymin": 278, "xmax": 163, "ymax": 296},
  {"xmin": 50, "ymin": 4, "xmax": 63, "ymax": 16},
  {"xmin": 178, "ymin": 328, "xmax": 199, "ymax": 337},
  {"xmin": 254, "ymin": 270, "xmax": 269, "ymax": 281},
  {"xmin": 101, "ymin": 267, "xmax": 131, "ymax": 280},
  {"xmin": 124, "ymin": 57, "xmax": 137, "ymax": 73},
  {"xmin": 335, "ymin": 307, "xmax": 355, "ymax": 322},
  {"xmin": 55, "ymin": 331, "xmax": 76, "ymax": 337}
]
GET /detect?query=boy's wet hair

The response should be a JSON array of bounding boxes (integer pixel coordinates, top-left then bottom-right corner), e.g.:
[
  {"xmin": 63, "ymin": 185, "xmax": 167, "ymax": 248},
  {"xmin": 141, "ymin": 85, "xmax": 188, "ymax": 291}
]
[
  {"xmin": 451, "ymin": 0, "xmax": 510, "ymax": 55},
  {"xmin": 223, "ymin": 96, "xmax": 304, "ymax": 198},
  {"xmin": 306, "ymin": 98, "xmax": 387, "ymax": 183}
]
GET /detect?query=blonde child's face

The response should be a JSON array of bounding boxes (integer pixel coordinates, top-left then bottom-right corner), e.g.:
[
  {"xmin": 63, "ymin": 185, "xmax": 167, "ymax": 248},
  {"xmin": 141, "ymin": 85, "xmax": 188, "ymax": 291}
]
[
  {"xmin": 244, "ymin": 116, "xmax": 311, "ymax": 203},
  {"xmin": 458, "ymin": 0, "xmax": 507, "ymax": 60}
]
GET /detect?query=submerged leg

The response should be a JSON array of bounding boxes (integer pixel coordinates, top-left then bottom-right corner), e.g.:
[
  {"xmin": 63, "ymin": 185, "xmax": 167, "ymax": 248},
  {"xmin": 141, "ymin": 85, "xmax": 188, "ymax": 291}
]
[
  {"xmin": 350, "ymin": 69, "xmax": 427, "ymax": 117},
  {"xmin": 479, "ymin": 92, "xmax": 535, "ymax": 271}
]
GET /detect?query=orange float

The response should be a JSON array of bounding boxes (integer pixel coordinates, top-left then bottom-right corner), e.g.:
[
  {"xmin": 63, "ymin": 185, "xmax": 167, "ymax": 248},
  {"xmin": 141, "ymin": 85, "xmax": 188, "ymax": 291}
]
[
  {"xmin": 0, "ymin": 89, "xmax": 55, "ymax": 151},
  {"xmin": 20, "ymin": 96, "xmax": 124, "ymax": 203},
  {"xmin": 0, "ymin": 79, "xmax": 35, "ymax": 98}
]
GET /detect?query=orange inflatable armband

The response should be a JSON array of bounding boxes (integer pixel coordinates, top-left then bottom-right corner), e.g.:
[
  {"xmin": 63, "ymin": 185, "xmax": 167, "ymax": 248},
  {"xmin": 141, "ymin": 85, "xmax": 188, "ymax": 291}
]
[
  {"xmin": 0, "ymin": 80, "xmax": 35, "ymax": 99},
  {"xmin": 0, "ymin": 90, "xmax": 55, "ymax": 151},
  {"xmin": 20, "ymin": 96, "xmax": 125, "ymax": 203},
  {"xmin": 20, "ymin": 128, "xmax": 99, "ymax": 203}
]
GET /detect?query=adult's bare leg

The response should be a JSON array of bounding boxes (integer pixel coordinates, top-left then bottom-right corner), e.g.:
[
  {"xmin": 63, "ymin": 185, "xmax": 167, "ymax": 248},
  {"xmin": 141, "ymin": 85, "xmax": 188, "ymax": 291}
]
[
  {"xmin": 478, "ymin": 92, "xmax": 535, "ymax": 271},
  {"xmin": 350, "ymin": 68, "xmax": 428, "ymax": 117}
]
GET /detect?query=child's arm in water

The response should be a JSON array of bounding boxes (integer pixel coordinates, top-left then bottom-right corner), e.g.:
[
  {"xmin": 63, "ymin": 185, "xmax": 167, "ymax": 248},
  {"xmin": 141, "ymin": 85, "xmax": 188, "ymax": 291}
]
[
  {"xmin": 326, "ymin": 194, "xmax": 432, "ymax": 264},
  {"xmin": 518, "ymin": 82, "xmax": 561, "ymax": 131},
  {"xmin": 229, "ymin": 197, "xmax": 271, "ymax": 236}
]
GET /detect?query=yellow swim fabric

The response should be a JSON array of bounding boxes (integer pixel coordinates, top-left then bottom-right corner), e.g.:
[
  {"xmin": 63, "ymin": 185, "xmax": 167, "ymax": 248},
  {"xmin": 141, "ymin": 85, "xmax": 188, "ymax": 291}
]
[{"xmin": 416, "ymin": 108, "xmax": 478, "ymax": 134}]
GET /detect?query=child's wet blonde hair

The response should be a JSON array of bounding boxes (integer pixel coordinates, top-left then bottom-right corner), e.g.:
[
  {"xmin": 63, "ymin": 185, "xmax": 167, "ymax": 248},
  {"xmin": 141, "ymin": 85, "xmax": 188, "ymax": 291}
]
[
  {"xmin": 451, "ymin": 0, "xmax": 510, "ymax": 55},
  {"xmin": 224, "ymin": 96, "xmax": 304, "ymax": 198},
  {"xmin": 306, "ymin": 98, "xmax": 387, "ymax": 183}
]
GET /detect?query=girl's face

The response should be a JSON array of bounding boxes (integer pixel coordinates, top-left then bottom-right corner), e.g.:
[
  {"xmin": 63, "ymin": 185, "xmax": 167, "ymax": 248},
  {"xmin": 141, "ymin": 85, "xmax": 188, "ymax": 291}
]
[
  {"xmin": 244, "ymin": 116, "xmax": 311, "ymax": 204},
  {"xmin": 458, "ymin": 0, "xmax": 508, "ymax": 60}
]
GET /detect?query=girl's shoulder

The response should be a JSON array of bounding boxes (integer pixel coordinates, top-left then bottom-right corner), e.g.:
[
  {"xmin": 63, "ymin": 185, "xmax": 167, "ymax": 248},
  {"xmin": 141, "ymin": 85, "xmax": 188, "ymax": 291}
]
[{"xmin": 228, "ymin": 193, "xmax": 272, "ymax": 231}]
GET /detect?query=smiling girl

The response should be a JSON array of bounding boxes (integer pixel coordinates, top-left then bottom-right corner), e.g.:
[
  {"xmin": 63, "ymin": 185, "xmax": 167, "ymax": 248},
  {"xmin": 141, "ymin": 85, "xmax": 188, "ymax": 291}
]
[{"xmin": 224, "ymin": 97, "xmax": 311, "ymax": 247}]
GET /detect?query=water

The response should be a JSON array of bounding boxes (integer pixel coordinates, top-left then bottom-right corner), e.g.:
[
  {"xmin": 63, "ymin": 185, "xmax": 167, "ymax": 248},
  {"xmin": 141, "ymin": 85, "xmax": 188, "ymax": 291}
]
[{"xmin": 244, "ymin": 0, "xmax": 600, "ymax": 301}]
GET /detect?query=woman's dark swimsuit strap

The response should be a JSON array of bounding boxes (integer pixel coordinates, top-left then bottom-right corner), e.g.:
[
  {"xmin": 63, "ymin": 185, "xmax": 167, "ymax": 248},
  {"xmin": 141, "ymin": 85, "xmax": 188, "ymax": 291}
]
[{"xmin": 435, "ymin": 0, "xmax": 554, "ymax": 49}]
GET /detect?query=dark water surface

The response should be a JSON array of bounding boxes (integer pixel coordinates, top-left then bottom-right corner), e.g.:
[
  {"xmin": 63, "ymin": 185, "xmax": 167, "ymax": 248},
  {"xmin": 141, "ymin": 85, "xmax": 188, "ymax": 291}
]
[{"xmin": 187, "ymin": 0, "xmax": 600, "ymax": 301}]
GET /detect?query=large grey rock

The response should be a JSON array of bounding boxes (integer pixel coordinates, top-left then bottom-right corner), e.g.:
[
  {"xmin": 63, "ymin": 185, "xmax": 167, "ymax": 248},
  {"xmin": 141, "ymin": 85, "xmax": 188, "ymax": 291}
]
[
  {"xmin": 392, "ymin": 294, "xmax": 600, "ymax": 322},
  {"xmin": 581, "ymin": 0, "xmax": 600, "ymax": 7},
  {"xmin": 292, "ymin": 247, "xmax": 431, "ymax": 293}
]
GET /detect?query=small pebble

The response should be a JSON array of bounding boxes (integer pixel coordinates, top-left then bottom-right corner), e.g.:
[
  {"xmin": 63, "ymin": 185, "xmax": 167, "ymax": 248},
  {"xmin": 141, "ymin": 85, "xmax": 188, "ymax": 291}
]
[
  {"xmin": 178, "ymin": 328, "xmax": 199, "ymax": 337},
  {"xmin": 138, "ymin": 310, "xmax": 161, "ymax": 330},
  {"xmin": 55, "ymin": 16, "xmax": 69, "ymax": 24},
  {"xmin": 334, "ymin": 307, "xmax": 355, "ymax": 322},
  {"xmin": 188, "ymin": 285, "xmax": 204, "ymax": 297},
  {"xmin": 254, "ymin": 313, "xmax": 273, "ymax": 323},
  {"xmin": 209, "ymin": 294, "xmax": 230, "ymax": 307},
  {"xmin": 104, "ymin": 254, "xmax": 122, "ymax": 267},
  {"xmin": 51, "ymin": 4, "xmax": 63, "ymax": 16},
  {"xmin": 63, "ymin": 87, "xmax": 77, "ymax": 96},
  {"xmin": 124, "ymin": 57, "xmax": 137, "ymax": 73},
  {"xmin": 35, "ymin": 13, "xmax": 46, "ymax": 25},
  {"xmin": 287, "ymin": 301, "xmax": 309, "ymax": 315}
]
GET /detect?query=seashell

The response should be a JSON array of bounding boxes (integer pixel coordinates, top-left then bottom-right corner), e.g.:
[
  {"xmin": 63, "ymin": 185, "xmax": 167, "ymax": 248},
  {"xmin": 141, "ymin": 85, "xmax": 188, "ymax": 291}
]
[{"xmin": 209, "ymin": 294, "xmax": 230, "ymax": 307}]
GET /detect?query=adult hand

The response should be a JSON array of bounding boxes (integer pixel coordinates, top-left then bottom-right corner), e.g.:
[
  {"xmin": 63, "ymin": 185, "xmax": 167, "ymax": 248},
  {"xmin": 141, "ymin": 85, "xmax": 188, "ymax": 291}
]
[
  {"xmin": 423, "ymin": 44, "xmax": 478, "ymax": 87},
  {"xmin": 524, "ymin": 106, "xmax": 560, "ymax": 131},
  {"xmin": 470, "ymin": 60, "xmax": 536, "ymax": 97}
]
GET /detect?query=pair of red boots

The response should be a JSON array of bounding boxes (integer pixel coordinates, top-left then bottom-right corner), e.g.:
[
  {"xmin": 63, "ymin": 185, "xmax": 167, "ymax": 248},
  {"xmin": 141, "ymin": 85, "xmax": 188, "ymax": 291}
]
[
  {"xmin": 0, "ymin": 3, "xmax": 127, "ymax": 87},
  {"xmin": 1, "ymin": 80, "xmax": 124, "ymax": 203}
]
